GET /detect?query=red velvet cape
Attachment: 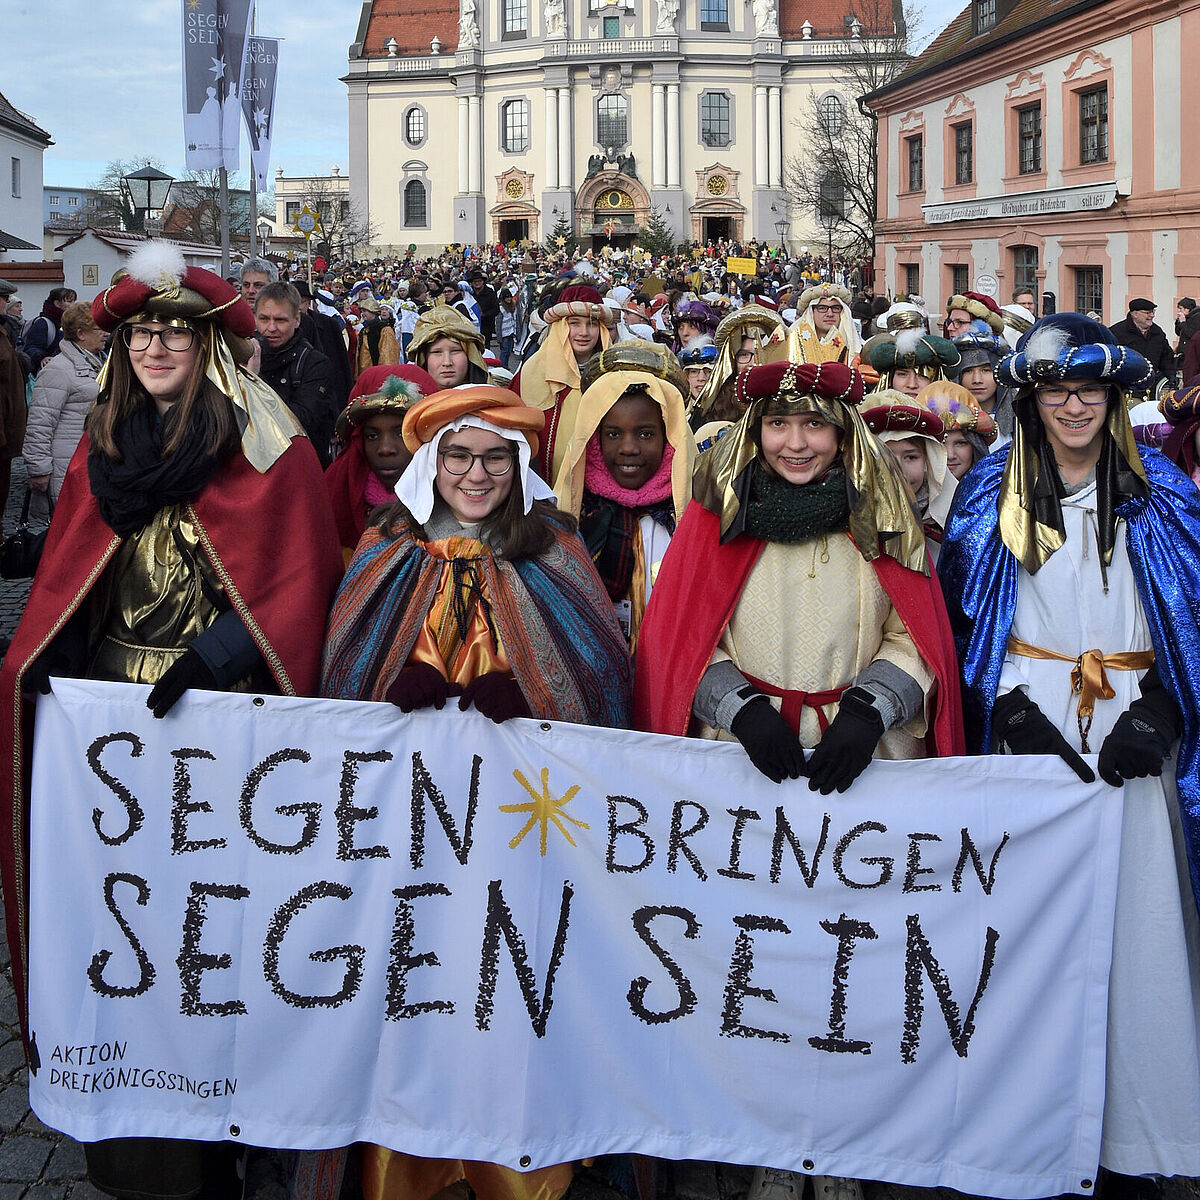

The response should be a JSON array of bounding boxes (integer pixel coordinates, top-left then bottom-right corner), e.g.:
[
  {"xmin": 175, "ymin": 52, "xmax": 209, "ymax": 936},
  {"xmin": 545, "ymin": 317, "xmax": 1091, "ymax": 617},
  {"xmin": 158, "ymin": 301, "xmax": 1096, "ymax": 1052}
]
[
  {"xmin": 324, "ymin": 426, "xmax": 372, "ymax": 553},
  {"xmin": 0, "ymin": 434, "xmax": 345, "ymax": 1040},
  {"xmin": 634, "ymin": 500, "xmax": 965, "ymax": 756}
]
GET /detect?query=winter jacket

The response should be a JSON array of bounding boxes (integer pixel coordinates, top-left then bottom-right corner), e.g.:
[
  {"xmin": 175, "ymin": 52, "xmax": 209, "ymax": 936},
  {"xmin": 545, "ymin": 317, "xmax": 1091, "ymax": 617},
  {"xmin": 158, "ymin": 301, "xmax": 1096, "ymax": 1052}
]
[
  {"xmin": 24, "ymin": 340, "xmax": 99, "ymax": 500},
  {"xmin": 1108, "ymin": 316, "xmax": 1176, "ymax": 389},
  {"xmin": 257, "ymin": 332, "xmax": 338, "ymax": 466}
]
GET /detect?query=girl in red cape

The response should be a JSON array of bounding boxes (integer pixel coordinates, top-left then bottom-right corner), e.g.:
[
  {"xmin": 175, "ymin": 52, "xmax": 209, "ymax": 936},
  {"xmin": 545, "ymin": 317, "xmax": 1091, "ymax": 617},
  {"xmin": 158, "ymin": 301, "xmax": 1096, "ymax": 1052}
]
[
  {"xmin": 635, "ymin": 358, "xmax": 963, "ymax": 781},
  {"xmin": 324, "ymin": 362, "xmax": 437, "ymax": 561},
  {"xmin": 634, "ymin": 362, "xmax": 962, "ymax": 1200},
  {"xmin": 0, "ymin": 242, "xmax": 343, "ymax": 1200}
]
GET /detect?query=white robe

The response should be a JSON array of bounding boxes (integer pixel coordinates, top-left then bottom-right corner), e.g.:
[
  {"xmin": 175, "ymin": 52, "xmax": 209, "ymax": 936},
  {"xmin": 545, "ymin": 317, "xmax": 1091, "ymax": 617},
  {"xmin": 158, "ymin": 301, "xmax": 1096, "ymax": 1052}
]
[{"xmin": 998, "ymin": 479, "xmax": 1200, "ymax": 1177}]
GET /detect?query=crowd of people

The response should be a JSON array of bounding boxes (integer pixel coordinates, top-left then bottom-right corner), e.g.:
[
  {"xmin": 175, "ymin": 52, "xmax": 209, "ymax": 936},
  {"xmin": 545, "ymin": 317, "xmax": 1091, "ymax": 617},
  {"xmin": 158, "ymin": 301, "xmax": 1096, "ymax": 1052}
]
[{"xmin": 0, "ymin": 237, "xmax": 1197, "ymax": 1200}]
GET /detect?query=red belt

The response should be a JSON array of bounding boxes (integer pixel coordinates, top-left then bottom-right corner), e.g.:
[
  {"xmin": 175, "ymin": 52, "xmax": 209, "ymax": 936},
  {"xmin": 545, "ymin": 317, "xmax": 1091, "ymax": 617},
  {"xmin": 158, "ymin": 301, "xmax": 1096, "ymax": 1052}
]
[{"xmin": 743, "ymin": 672, "xmax": 847, "ymax": 735}]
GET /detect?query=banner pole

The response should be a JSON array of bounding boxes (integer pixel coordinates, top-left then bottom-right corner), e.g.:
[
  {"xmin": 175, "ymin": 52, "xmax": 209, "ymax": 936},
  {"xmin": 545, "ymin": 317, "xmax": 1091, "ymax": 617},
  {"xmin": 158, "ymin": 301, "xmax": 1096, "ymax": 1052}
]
[
  {"xmin": 247, "ymin": 2, "xmax": 258, "ymax": 261},
  {"xmin": 220, "ymin": 167, "xmax": 231, "ymax": 278}
]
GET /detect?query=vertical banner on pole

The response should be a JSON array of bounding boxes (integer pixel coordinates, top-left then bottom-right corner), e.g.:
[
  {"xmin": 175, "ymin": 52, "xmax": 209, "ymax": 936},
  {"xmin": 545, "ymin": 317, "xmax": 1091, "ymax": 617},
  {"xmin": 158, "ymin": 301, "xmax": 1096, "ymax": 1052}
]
[
  {"xmin": 182, "ymin": 0, "xmax": 223, "ymax": 169},
  {"xmin": 218, "ymin": 0, "xmax": 255, "ymax": 171},
  {"xmin": 241, "ymin": 36, "xmax": 280, "ymax": 194},
  {"xmin": 181, "ymin": 0, "xmax": 255, "ymax": 171}
]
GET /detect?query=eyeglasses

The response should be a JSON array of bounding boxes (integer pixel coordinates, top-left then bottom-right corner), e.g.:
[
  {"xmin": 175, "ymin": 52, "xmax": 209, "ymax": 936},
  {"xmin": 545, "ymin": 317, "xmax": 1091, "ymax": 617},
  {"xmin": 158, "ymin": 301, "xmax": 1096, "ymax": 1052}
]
[
  {"xmin": 812, "ymin": 304, "xmax": 842, "ymax": 315},
  {"xmin": 944, "ymin": 317, "xmax": 972, "ymax": 331},
  {"xmin": 121, "ymin": 325, "xmax": 197, "ymax": 352},
  {"xmin": 1034, "ymin": 383, "xmax": 1111, "ymax": 407},
  {"xmin": 439, "ymin": 447, "xmax": 516, "ymax": 476}
]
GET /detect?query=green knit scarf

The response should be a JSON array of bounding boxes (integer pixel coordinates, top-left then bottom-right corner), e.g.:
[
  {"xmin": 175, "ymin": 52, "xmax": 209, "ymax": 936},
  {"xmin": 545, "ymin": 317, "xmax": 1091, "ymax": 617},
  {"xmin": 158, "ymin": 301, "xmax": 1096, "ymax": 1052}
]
[{"xmin": 744, "ymin": 462, "xmax": 851, "ymax": 544}]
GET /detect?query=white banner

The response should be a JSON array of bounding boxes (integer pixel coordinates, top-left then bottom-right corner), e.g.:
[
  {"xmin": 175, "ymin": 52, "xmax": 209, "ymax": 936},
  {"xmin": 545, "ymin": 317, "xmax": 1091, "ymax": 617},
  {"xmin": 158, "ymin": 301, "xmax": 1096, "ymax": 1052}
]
[
  {"xmin": 29, "ymin": 681, "xmax": 1122, "ymax": 1199},
  {"xmin": 922, "ymin": 181, "xmax": 1119, "ymax": 225}
]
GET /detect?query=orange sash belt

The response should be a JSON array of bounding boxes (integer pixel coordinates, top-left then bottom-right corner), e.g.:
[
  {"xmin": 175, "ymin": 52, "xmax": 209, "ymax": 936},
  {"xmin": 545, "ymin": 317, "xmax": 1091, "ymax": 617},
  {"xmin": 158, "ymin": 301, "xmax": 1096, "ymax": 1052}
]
[
  {"xmin": 1007, "ymin": 636, "xmax": 1153, "ymax": 719},
  {"xmin": 744, "ymin": 672, "xmax": 847, "ymax": 736}
]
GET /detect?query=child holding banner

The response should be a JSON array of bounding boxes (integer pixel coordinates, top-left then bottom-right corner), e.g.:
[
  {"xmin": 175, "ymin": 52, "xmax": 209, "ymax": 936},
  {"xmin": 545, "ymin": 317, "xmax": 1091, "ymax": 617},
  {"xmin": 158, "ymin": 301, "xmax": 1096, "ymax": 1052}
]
[
  {"xmin": 551, "ymin": 339, "xmax": 693, "ymax": 652},
  {"xmin": 634, "ymin": 359, "xmax": 963, "ymax": 1200},
  {"xmin": 0, "ymin": 240, "xmax": 344, "ymax": 1200},
  {"xmin": 939, "ymin": 313, "xmax": 1200, "ymax": 1195},
  {"xmin": 321, "ymin": 383, "xmax": 631, "ymax": 1200}
]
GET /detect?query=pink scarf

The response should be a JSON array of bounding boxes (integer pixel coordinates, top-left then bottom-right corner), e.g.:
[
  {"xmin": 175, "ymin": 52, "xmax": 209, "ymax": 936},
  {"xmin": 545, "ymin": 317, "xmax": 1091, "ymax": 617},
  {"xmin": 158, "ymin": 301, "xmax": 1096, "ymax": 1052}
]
[
  {"xmin": 365, "ymin": 472, "xmax": 394, "ymax": 508},
  {"xmin": 584, "ymin": 436, "xmax": 675, "ymax": 508}
]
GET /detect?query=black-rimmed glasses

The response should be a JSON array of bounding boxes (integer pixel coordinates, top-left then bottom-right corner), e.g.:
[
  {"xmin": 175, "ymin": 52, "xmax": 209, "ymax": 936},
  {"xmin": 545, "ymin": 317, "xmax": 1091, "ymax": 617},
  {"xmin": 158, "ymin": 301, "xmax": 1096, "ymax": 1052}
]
[
  {"xmin": 1034, "ymin": 384, "xmax": 1110, "ymax": 407},
  {"xmin": 121, "ymin": 325, "xmax": 197, "ymax": 352}
]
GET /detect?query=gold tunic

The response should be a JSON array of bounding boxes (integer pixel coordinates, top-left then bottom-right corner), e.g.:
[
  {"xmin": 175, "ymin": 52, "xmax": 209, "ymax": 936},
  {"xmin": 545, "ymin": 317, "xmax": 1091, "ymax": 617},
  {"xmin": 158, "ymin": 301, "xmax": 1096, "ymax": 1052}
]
[
  {"xmin": 787, "ymin": 320, "xmax": 849, "ymax": 365},
  {"xmin": 87, "ymin": 505, "xmax": 252, "ymax": 688},
  {"xmin": 704, "ymin": 533, "xmax": 931, "ymax": 757}
]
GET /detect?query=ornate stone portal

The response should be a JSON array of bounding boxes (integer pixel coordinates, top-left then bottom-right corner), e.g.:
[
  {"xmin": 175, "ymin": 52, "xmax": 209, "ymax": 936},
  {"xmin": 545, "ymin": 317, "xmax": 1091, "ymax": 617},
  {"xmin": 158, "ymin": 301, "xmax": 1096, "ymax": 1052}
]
[{"xmin": 489, "ymin": 168, "xmax": 539, "ymax": 244}]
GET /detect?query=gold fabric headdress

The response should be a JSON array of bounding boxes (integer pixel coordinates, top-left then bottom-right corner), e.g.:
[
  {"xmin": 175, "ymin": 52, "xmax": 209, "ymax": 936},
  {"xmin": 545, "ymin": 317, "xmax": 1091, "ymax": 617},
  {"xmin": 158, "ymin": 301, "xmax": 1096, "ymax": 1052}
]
[{"xmin": 692, "ymin": 361, "xmax": 929, "ymax": 573}]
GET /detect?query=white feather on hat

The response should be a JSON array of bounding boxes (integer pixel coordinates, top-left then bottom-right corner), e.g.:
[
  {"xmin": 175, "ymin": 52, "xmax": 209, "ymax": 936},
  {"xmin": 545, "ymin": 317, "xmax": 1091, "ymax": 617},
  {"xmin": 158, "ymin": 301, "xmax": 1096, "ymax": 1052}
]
[
  {"xmin": 124, "ymin": 241, "xmax": 187, "ymax": 292},
  {"xmin": 894, "ymin": 328, "xmax": 926, "ymax": 359},
  {"xmin": 1022, "ymin": 323, "xmax": 1072, "ymax": 366}
]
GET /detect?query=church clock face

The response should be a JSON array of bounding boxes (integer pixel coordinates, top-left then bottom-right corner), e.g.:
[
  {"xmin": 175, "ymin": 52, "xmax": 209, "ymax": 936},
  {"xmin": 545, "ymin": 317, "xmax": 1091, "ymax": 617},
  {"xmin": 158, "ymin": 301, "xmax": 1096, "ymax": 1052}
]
[
  {"xmin": 707, "ymin": 174, "xmax": 728, "ymax": 196},
  {"xmin": 506, "ymin": 179, "xmax": 524, "ymax": 199}
]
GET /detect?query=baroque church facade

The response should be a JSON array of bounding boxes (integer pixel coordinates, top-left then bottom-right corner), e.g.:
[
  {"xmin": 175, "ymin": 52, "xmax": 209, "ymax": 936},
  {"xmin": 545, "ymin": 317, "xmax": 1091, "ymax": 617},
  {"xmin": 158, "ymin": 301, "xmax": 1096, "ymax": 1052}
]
[{"xmin": 345, "ymin": 0, "xmax": 902, "ymax": 252}]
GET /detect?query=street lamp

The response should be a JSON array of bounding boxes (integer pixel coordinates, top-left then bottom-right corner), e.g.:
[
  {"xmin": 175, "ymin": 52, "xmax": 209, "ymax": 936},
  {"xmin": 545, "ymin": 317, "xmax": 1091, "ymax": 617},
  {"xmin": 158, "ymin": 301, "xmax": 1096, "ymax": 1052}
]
[
  {"xmin": 123, "ymin": 166, "xmax": 174, "ymax": 231},
  {"xmin": 256, "ymin": 220, "xmax": 273, "ymax": 255},
  {"xmin": 774, "ymin": 214, "xmax": 791, "ymax": 253}
]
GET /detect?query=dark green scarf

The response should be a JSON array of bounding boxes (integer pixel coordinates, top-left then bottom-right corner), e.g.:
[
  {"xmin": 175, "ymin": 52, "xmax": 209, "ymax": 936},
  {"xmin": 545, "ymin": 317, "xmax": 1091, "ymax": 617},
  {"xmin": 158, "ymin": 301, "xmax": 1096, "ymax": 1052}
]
[{"xmin": 743, "ymin": 462, "xmax": 850, "ymax": 544}]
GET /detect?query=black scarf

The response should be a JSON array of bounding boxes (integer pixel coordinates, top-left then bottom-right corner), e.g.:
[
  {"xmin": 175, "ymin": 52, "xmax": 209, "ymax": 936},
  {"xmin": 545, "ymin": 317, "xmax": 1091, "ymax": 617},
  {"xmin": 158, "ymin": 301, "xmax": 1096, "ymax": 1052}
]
[
  {"xmin": 1013, "ymin": 397, "xmax": 1149, "ymax": 567},
  {"xmin": 88, "ymin": 399, "xmax": 229, "ymax": 538},
  {"xmin": 579, "ymin": 490, "xmax": 676, "ymax": 601},
  {"xmin": 743, "ymin": 462, "xmax": 851, "ymax": 544}
]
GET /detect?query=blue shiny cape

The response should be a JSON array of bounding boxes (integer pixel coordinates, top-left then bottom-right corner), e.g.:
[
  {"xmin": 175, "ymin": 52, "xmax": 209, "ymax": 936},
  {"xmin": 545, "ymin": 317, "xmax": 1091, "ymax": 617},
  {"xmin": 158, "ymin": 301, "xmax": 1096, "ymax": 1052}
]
[{"xmin": 939, "ymin": 445, "xmax": 1200, "ymax": 916}]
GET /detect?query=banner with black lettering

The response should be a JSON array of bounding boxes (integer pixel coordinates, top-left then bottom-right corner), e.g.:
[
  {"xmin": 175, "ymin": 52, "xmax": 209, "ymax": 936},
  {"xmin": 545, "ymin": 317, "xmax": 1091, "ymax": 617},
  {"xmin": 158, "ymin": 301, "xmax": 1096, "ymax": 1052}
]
[
  {"xmin": 240, "ymin": 36, "xmax": 279, "ymax": 194},
  {"xmin": 28, "ymin": 681, "xmax": 1121, "ymax": 1199},
  {"xmin": 181, "ymin": 0, "xmax": 254, "ymax": 171}
]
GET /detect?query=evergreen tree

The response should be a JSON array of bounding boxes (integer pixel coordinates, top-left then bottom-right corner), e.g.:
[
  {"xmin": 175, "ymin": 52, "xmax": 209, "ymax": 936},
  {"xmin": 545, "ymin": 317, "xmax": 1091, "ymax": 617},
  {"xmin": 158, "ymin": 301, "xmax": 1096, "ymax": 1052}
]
[
  {"xmin": 636, "ymin": 204, "xmax": 677, "ymax": 257},
  {"xmin": 544, "ymin": 212, "xmax": 578, "ymax": 257}
]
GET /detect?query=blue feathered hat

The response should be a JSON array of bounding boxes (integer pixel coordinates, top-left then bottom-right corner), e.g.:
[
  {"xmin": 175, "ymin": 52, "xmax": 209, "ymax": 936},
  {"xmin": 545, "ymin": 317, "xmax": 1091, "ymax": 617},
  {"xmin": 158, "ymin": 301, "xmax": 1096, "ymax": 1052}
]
[
  {"xmin": 997, "ymin": 312, "xmax": 1153, "ymax": 391},
  {"xmin": 678, "ymin": 337, "xmax": 718, "ymax": 368}
]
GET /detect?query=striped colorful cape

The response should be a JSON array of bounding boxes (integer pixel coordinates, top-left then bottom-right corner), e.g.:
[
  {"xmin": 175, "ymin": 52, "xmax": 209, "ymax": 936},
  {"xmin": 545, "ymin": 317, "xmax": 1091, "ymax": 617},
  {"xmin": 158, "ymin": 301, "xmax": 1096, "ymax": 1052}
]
[{"xmin": 322, "ymin": 516, "xmax": 632, "ymax": 728}]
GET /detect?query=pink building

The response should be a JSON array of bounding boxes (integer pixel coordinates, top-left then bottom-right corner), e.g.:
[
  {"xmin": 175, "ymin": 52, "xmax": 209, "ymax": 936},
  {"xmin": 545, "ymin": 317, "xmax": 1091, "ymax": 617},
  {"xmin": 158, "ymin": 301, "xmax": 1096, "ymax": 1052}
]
[{"xmin": 868, "ymin": 0, "xmax": 1200, "ymax": 323}]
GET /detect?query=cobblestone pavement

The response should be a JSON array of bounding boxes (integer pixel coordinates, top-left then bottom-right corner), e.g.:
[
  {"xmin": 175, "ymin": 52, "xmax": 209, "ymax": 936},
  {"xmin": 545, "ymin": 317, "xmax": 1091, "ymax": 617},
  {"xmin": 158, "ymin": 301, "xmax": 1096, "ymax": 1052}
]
[{"xmin": 0, "ymin": 460, "xmax": 1195, "ymax": 1200}]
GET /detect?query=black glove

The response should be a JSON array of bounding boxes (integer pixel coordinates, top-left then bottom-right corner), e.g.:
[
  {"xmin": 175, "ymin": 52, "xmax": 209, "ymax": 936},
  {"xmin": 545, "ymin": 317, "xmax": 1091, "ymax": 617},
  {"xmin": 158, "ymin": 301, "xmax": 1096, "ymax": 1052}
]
[
  {"xmin": 146, "ymin": 649, "xmax": 218, "ymax": 719},
  {"xmin": 1097, "ymin": 663, "xmax": 1182, "ymax": 788},
  {"xmin": 992, "ymin": 689, "xmax": 1096, "ymax": 783},
  {"xmin": 458, "ymin": 672, "xmax": 530, "ymax": 723},
  {"xmin": 730, "ymin": 697, "xmax": 806, "ymax": 784},
  {"xmin": 22, "ymin": 661, "xmax": 53, "ymax": 696},
  {"xmin": 806, "ymin": 687, "xmax": 885, "ymax": 795},
  {"xmin": 386, "ymin": 663, "xmax": 457, "ymax": 712}
]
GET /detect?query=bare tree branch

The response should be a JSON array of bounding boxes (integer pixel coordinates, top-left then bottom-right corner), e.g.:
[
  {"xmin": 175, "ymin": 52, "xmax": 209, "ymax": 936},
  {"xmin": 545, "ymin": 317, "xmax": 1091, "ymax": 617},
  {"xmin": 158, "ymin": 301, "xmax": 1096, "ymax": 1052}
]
[
  {"xmin": 784, "ymin": 0, "xmax": 927, "ymax": 260},
  {"xmin": 166, "ymin": 170, "xmax": 252, "ymax": 244},
  {"xmin": 287, "ymin": 176, "xmax": 380, "ymax": 260}
]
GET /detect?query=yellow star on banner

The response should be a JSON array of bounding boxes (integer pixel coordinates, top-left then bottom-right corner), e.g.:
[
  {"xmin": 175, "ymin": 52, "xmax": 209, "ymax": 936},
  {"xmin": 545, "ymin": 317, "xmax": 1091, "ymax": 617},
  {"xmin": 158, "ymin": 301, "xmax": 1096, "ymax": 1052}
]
[{"xmin": 502, "ymin": 768, "xmax": 588, "ymax": 856}]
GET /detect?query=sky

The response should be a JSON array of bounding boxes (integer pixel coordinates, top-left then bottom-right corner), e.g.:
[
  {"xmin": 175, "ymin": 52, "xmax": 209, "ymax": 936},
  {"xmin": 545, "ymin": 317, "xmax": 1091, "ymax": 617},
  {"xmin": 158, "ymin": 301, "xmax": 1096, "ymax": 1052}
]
[{"xmin": 3, "ymin": 0, "xmax": 965, "ymax": 195}]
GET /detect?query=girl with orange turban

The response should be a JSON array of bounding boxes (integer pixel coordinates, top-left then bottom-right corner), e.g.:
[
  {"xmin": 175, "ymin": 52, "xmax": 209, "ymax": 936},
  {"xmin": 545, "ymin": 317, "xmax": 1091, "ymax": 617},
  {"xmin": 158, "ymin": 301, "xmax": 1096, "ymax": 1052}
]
[{"xmin": 321, "ymin": 385, "xmax": 631, "ymax": 1200}]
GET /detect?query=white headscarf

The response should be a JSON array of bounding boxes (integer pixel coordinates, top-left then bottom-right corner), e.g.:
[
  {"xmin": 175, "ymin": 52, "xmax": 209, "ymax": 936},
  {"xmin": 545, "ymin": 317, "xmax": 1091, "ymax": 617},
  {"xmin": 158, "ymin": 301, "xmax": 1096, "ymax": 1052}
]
[{"xmin": 394, "ymin": 413, "xmax": 557, "ymax": 524}]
